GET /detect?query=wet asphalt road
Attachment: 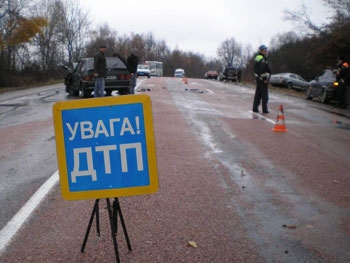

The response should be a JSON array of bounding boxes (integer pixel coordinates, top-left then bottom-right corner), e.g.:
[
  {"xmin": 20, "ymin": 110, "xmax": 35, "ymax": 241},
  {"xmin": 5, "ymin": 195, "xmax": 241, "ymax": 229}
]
[{"xmin": 0, "ymin": 78, "xmax": 350, "ymax": 262}]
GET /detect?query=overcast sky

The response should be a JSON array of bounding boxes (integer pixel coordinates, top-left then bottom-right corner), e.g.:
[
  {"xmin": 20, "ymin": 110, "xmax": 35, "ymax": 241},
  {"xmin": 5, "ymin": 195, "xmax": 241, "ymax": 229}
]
[{"xmin": 79, "ymin": 0, "xmax": 331, "ymax": 58}]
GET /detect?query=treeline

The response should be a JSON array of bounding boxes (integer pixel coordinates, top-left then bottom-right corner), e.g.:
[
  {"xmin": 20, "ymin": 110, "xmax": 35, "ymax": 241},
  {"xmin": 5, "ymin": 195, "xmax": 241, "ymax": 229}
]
[
  {"xmin": 268, "ymin": 3, "xmax": 350, "ymax": 81},
  {"xmin": 0, "ymin": 0, "xmax": 349, "ymax": 88}
]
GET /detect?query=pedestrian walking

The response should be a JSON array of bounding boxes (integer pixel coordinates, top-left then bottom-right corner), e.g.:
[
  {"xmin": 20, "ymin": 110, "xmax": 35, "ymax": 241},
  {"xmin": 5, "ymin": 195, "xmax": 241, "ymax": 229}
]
[
  {"xmin": 93, "ymin": 45, "xmax": 107, "ymax": 97},
  {"xmin": 334, "ymin": 56, "xmax": 350, "ymax": 109},
  {"xmin": 252, "ymin": 44, "xmax": 271, "ymax": 113},
  {"xmin": 126, "ymin": 48, "xmax": 139, "ymax": 94}
]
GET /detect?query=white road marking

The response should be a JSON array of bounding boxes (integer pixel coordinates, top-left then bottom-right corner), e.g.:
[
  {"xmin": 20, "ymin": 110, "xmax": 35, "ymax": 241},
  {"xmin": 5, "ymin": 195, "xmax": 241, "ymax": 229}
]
[
  {"xmin": 0, "ymin": 171, "xmax": 59, "ymax": 255},
  {"xmin": 250, "ymin": 111, "xmax": 276, "ymax": 125}
]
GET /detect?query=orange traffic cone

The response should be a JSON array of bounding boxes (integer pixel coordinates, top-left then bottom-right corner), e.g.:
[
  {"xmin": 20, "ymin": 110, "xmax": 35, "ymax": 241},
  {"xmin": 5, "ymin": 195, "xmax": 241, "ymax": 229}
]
[
  {"xmin": 183, "ymin": 76, "xmax": 188, "ymax": 84},
  {"xmin": 273, "ymin": 105, "xmax": 287, "ymax": 132}
]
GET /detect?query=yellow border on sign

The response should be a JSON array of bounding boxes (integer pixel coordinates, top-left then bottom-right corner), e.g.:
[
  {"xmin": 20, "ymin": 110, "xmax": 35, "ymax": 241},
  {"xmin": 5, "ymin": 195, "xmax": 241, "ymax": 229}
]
[{"xmin": 52, "ymin": 94, "xmax": 158, "ymax": 200}]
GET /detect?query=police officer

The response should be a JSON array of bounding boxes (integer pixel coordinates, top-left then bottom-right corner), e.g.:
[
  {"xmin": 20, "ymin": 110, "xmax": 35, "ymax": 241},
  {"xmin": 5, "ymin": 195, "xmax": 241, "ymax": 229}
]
[
  {"xmin": 253, "ymin": 44, "xmax": 271, "ymax": 113},
  {"xmin": 334, "ymin": 56, "xmax": 350, "ymax": 109}
]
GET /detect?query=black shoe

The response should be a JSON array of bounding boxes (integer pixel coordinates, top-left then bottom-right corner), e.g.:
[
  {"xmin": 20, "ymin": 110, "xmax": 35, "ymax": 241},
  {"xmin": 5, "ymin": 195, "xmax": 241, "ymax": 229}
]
[
  {"xmin": 263, "ymin": 110, "xmax": 269, "ymax": 114},
  {"xmin": 253, "ymin": 109, "xmax": 259, "ymax": 113}
]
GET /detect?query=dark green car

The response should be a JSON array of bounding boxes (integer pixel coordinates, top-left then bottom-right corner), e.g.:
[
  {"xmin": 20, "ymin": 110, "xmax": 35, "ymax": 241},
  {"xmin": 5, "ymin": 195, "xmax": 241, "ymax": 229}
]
[{"xmin": 64, "ymin": 57, "xmax": 131, "ymax": 98}]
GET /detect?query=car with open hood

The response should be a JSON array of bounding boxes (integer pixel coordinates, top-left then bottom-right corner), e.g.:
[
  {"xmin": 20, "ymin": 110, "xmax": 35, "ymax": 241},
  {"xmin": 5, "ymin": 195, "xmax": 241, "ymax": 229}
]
[{"xmin": 304, "ymin": 69, "xmax": 339, "ymax": 104}]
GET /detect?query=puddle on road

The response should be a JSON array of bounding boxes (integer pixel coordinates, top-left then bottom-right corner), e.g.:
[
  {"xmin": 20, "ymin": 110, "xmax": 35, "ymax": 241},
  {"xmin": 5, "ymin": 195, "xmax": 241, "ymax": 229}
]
[{"xmin": 184, "ymin": 88, "xmax": 209, "ymax": 94}]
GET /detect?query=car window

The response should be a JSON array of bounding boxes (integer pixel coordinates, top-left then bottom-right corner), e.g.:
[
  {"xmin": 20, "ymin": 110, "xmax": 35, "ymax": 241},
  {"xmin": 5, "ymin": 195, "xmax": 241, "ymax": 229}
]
[
  {"xmin": 297, "ymin": 75, "xmax": 306, "ymax": 81},
  {"xmin": 137, "ymin": 65, "xmax": 149, "ymax": 70},
  {"xmin": 86, "ymin": 59, "xmax": 94, "ymax": 70},
  {"xmin": 107, "ymin": 57, "xmax": 126, "ymax": 69},
  {"xmin": 81, "ymin": 61, "xmax": 87, "ymax": 73}
]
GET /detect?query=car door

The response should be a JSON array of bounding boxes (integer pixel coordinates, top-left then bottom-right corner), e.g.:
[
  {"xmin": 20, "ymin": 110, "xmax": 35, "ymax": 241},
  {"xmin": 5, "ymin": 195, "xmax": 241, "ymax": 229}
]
[
  {"xmin": 296, "ymin": 75, "xmax": 307, "ymax": 89},
  {"xmin": 289, "ymin": 74, "xmax": 298, "ymax": 88},
  {"xmin": 71, "ymin": 60, "xmax": 85, "ymax": 93}
]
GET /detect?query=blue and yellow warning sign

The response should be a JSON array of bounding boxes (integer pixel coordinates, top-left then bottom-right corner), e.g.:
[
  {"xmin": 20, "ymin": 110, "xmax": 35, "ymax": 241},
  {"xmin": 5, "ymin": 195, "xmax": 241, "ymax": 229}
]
[{"xmin": 52, "ymin": 94, "xmax": 158, "ymax": 200}]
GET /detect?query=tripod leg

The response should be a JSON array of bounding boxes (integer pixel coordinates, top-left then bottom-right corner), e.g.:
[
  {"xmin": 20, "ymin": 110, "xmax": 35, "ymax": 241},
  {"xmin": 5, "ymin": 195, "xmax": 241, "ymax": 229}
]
[
  {"xmin": 106, "ymin": 198, "xmax": 120, "ymax": 263},
  {"xmin": 113, "ymin": 198, "xmax": 119, "ymax": 235},
  {"xmin": 96, "ymin": 199, "xmax": 100, "ymax": 236},
  {"xmin": 114, "ymin": 198, "xmax": 132, "ymax": 251},
  {"xmin": 81, "ymin": 199, "xmax": 99, "ymax": 252}
]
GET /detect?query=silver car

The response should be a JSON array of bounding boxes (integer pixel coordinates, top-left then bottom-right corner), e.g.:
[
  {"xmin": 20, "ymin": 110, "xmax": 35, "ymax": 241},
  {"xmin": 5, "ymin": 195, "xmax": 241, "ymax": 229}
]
[{"xmin": 269, "ymin": 73, "xmax": 309, "ymax": 91}]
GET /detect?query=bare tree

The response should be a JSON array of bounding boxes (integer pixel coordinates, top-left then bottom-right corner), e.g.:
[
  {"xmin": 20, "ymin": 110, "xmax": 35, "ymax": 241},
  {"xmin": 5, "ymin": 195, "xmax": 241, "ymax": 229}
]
[
  {"xmin": 143, "ymin": 32, "xmax": 156, "ymax": 60},
  {"xmin": 61, "ymin": 0, "xmax": 90, "ymax": 65},
  {"xmin": 217, "ymin": 38, "xmax": 242, "ymax": 67},
  {"xmin": 31, "ymin": 0, "xmax": 66, "ymax": 71},
  {"xmin": 323, "ymin": 0, "xmax": 350, "ymax": 17},
  {"xmin": 283, "ymin": 2, "xmax": 328, "ymax": 36},
  {"xmin": 84, "ymin": 23, "xmax": 117, "ymax": 57},
  {"xmin": 1, "ymin": 0, "xmax": 33, "ymax": 70}
]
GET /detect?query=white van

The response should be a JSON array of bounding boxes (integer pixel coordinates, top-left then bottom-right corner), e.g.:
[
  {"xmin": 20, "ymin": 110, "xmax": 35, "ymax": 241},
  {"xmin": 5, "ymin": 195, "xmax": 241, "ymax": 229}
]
[{"xmin": 174, "ymin": 68, "xmax": 185, "ymax": 78}]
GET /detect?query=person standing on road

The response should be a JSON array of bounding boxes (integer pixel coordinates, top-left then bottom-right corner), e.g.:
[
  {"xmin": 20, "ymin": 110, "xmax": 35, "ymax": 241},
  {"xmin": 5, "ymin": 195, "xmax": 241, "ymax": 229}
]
[
  {"xmin": 126, "ymin": 48, "xmax": 139, "ymax": 94},
  {"xmin": 334, "ymin": 56, "xmax": 350, "ymax": 109},
  {"xmin": 252, "ymin": 44, "xmax": 271, "ymax": 114},
  {"xmin": 93, "ymin": 45, "xmax": 107, "ymax": 97}
]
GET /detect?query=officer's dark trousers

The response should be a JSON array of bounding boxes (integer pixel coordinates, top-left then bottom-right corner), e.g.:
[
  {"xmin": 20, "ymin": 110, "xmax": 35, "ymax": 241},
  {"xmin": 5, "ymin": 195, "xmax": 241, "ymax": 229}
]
[
  {"xmin": 337, "ymin": 82, "xmax": 348, "ymax": 108},
  {"xmin": 253, "ymin": 79, "xmax": 269, "ymax": 112}
]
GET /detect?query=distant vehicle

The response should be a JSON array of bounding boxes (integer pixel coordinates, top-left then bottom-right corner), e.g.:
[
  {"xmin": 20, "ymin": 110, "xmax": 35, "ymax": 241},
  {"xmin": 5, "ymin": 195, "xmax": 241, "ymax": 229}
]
[
  {"xmin": 174, "ymin": 68, "xmax": 185, "ymax": 78},
  {"xmin": 218, "ymin": 66, "xmax": 238, "ymax": 82},
  {"xmin": 305, "ymin": 69, "xmax": 339, "ymax": 104},
  {"xmin": 146, "ymin": 61, "xmax": 163, "ymax": 76},
  {"xmin": 269, "ymin": 73, "xmax": 309, "ymax": 91},
  {"xmin": 205, "ymin": 71, "xmax": 218, "ymax": 80},
  {"xmin": 63, "ymin": 57, "xmax": 130, "ymax": 98},
  {"xmin": 137, "ymin": 64, "xmax": 151, "ymax": 78}
]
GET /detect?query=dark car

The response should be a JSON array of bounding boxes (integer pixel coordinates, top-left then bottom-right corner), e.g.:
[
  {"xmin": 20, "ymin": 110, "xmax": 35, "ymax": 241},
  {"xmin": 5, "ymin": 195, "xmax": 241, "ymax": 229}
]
[
  {"xmin": 218, "ymin": 67, "xmax": 238, "ymax": 82},
  {"xmin": 305, "ymin": 69, "xmax": 339, "ymax": 104},
  {"xmin": 64, "ymin": 57, "xmax": 131, "ymax": 98},
  {"xmin": 269, "ymin": 72, "xmax": 309, "ymax": 91}
]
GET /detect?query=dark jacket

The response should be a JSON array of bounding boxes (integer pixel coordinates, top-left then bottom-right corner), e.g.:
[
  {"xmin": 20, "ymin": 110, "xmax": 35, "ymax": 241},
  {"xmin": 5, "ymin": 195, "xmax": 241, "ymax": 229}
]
[
  {"xmin": 94, "ymin": 51, "xmax": 106, "ymax": 77},
  {"xmin": 336, "ymin": 61, "xmax": 350, "ymax": 85},
  {"xmin": 126, "ymin": 53, "xmax": 139, "ymax": 74},
  {"xmin": 254, "ymin": 52, "xmax": 271, "ymax": 81}
]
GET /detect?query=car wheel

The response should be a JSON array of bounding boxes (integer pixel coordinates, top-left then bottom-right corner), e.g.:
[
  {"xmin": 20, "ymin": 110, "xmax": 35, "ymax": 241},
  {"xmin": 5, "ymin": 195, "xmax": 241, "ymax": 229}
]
[
  {"xmin": 81, "ymin": 84, "xmax": 91, "ymax": 98},
  {"xmin": 305, "ymin": 88, "xmax": 312, "ymax": 100},
  {"xmin": 118, "ymin": 89, "xmax": 129, "ymax": 95},
  {"xmin": 69, "ymin": 85, "xmax": 79, "ymax": 96},
  {"xmin": 321, "ymin": 90, "xmax": 328, "ymax": 104},
  {"xmin": 287, "ymin": 82, "xmax": 293, "ymax": 89}
]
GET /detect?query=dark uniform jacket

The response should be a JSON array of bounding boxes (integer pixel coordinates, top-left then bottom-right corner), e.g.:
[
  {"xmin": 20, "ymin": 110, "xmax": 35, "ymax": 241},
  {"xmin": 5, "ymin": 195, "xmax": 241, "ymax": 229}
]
[
  {"xmin": 126, "ymin": 53, "xmax": 139, "ymax": 74},
  {"xmin": 336, "ymin": 61, "xmax": 350, "ymax": 85},
  {"xmin": 254, "ymin": 52, "xmax": 271, "ymax": 81},
  {"xmin": 94, "ymin": 51, "xmax": 106, "ymax": 78}
]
